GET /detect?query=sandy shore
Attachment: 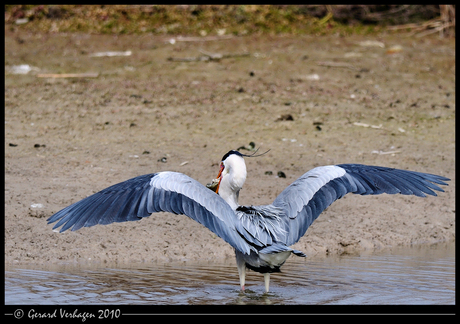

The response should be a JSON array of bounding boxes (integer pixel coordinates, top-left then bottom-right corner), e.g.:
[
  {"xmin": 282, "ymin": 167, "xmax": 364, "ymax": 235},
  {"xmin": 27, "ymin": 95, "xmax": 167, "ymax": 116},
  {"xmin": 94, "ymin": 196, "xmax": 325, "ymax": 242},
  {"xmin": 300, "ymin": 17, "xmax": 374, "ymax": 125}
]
[{"xmin": 5, "ymin": 30, "xmax": 455, "ymax": 267}]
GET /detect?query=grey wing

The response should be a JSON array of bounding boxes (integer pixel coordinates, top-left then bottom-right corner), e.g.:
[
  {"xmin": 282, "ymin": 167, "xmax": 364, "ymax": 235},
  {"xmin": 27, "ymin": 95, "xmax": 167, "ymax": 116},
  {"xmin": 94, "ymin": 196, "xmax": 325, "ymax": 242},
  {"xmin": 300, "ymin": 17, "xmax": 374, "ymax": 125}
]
[
  {"xmin": 272, "ymin": 164, "xmax": 450, "ymax": 246},
  {"xmin": 47, "ymin": 171, "xmax": 255, "ymax": 255}
]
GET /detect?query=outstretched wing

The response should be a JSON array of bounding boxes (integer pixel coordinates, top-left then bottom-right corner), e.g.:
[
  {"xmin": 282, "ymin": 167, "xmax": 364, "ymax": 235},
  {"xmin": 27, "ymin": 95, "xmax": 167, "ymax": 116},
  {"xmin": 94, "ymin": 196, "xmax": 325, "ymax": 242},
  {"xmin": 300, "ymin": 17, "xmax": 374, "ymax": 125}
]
[
  {"xmin": 271, "ymin": 164, "xmax": 450, "ymax": 246},
  {"xmin": 47, "ymin": 171, "xmax": 256, "ymax": 255}
]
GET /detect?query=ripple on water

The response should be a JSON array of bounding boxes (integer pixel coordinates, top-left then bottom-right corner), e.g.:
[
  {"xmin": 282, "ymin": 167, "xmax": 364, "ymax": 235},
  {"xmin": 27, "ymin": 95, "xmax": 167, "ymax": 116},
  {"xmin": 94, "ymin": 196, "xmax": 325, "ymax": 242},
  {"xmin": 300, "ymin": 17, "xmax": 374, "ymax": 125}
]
[{"xmin": 5, "ymin": 243, "xmax": 455, "ymax": 305}]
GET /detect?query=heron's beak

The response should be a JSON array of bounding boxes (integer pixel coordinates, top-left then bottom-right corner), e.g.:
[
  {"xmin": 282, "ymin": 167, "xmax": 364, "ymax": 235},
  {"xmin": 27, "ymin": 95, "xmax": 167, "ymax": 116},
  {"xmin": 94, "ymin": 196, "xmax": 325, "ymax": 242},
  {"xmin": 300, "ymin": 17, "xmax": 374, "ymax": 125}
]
[
  {"xmin": 215, "ymin": 163, "xmax": 225, "ymax": 194},
  {"xmin": 206, "ymin": 162, "xmax": 224, "ymax": 194}
]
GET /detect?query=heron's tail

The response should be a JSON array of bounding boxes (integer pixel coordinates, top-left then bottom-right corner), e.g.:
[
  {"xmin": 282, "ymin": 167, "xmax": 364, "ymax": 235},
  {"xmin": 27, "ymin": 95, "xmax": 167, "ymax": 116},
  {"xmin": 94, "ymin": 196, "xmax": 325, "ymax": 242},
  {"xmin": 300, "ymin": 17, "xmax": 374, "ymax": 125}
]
[
  {"xmin": 259, "ymin": 243, "xmax": 306, "ymax": 257},
  {"xmin": 292, "ymin": 249, "xmax": 306, "ymax": 257}
]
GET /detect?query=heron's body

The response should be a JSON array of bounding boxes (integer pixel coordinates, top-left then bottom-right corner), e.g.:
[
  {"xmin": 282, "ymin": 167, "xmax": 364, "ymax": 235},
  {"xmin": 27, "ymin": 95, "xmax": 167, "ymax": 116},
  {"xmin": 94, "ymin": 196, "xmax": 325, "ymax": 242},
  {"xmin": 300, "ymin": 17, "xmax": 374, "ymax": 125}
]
[{"xmin": 47, "ymin": 150, "xmax": 449, "ymax": 292}]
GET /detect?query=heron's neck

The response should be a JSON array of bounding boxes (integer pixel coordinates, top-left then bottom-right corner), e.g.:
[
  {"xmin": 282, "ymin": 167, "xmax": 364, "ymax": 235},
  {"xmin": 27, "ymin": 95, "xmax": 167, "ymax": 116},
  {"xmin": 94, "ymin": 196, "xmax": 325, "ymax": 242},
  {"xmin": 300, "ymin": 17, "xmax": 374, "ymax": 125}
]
[
  {"xmin": 220, "ymin": 188, "xmax": 240, "ymax": 210},
  {"xmin": 219, "ymin": 165, "xmax": 247, "ymax": 210}
]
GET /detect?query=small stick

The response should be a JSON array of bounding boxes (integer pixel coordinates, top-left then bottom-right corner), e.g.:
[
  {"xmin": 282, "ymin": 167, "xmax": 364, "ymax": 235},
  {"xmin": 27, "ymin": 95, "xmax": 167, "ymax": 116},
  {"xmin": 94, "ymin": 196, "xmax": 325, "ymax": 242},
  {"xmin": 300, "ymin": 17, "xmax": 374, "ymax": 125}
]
[
  {"xmin": 169, "ymin": 35, "xmax": 234, "ymax": 43},
  {"xmin": 168, "ymin": 51, "xmax": 250, "ymax": 62},
  {"xmin": 317, "ymin": 61, "xmax": 360, "ymax": 71},
  {"xmin": 371, "ymin": 150, "xmax": 402, "ymax": 155},
  {"xmin": 37, "ymin": 73, "xmax": 99, "ymax": 78}
]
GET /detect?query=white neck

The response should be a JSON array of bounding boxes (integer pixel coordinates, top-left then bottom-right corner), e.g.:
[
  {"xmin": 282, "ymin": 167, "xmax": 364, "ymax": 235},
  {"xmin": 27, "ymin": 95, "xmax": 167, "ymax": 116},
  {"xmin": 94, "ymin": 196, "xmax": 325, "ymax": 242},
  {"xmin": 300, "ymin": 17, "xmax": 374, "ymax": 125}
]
[{"xmin": 218, "ymin": 155, "xmax": 247, "ymax": 210}]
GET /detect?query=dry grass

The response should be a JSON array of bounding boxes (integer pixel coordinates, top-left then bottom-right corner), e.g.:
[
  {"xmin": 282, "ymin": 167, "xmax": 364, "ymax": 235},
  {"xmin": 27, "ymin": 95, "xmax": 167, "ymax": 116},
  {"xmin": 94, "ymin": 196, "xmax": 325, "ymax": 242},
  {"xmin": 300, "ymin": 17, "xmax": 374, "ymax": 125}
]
[
  {"xmin": 4, "ymin": 5, "xmax": 454, "ymax": 36},
  {"xmin": 386, "ymin": 5, "xmax": 455, "ymax": 37}
]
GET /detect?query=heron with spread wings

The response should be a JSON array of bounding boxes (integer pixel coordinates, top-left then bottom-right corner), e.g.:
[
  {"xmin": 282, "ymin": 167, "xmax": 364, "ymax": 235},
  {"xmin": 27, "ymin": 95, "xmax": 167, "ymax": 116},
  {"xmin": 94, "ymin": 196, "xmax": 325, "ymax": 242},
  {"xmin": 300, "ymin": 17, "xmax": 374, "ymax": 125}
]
[{"xmin": 48, "ymin": 149, "xmax": 449, "ymax": 292}]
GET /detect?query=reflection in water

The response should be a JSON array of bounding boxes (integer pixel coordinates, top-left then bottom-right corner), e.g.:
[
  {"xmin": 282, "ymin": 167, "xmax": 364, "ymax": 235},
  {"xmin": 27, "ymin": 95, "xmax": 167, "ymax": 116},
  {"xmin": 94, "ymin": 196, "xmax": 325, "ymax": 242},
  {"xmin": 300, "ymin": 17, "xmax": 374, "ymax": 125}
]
[{"xmin": 5, "ymin": 243, "xmax": 454, "ymax": 305}]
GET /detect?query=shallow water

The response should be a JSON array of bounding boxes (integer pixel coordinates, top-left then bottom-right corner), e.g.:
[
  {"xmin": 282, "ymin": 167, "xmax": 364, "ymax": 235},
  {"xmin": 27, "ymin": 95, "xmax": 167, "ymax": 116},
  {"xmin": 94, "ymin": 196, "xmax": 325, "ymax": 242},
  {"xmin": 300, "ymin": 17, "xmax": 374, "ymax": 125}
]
[{"xmin": 5, "ymin": 243, "xmax": 454, "ymax": 305}]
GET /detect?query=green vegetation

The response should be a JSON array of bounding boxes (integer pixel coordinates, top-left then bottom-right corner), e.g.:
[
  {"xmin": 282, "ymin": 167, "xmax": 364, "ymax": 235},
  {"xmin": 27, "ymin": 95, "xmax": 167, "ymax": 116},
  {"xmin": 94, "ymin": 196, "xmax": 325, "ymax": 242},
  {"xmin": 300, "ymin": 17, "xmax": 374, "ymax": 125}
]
[{"xmin": 5, "ymin": 5, "xmax": 450, "ymax": 36}]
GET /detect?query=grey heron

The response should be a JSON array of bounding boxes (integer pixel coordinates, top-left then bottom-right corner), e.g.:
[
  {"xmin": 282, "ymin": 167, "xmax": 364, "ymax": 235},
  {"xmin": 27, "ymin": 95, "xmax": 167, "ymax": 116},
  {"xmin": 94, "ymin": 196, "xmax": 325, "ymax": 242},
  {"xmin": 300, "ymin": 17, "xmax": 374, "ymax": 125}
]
[{"xmin": 47, "ymin": 150, "xmax": 449, "ymax": 292}]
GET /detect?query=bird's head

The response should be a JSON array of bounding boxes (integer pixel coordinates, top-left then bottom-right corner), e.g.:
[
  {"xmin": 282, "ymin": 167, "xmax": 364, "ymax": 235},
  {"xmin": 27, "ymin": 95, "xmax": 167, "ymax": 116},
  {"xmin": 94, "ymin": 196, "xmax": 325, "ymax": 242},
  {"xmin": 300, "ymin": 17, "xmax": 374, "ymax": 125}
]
[
  {"xmin": 216, "ymin": 150, "xmax": 247, "ymax": 196},
  {"xmin": 206, "ymin": 150, "xmax": 247, "ymax": 209},
  {"xmin": 206, "ymin": 148, "xmax": 270, "ymax": 209}
]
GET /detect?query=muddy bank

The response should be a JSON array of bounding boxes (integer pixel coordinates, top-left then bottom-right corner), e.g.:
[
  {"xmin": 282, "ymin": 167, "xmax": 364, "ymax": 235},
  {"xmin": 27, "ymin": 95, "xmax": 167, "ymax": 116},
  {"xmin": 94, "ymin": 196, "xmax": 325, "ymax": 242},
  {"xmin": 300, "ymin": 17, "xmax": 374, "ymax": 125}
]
[{"xmin": 5, "ymin": 30, "xmax": 455, "ymax": 266}]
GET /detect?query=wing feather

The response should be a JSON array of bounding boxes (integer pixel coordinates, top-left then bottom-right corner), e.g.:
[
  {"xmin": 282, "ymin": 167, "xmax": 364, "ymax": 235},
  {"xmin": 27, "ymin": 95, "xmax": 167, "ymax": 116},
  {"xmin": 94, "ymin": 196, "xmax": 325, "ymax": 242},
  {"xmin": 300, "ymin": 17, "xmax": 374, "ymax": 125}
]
[
  {"xmin": 47, "ymin": 172, "xmax": 255, "ymax": 254},
  {"xmin": 272, "ymin": 164, "xmax": 449, "ymax": 246}
]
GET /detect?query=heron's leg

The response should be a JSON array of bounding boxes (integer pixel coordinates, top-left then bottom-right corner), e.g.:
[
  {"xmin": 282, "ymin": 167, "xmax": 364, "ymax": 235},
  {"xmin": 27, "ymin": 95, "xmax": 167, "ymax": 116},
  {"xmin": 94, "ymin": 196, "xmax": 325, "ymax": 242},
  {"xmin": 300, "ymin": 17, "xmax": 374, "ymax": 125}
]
[
  {"xmin": 235, "ymin": 253, "xmax": 246, "ymax": 291},
  {"xmin": 237, "ymin": 261, "xmax": 246, "ymax": 291},
  {"xmin": 264, "ymin": 273, "xmax": 270, "ymax": 293}
]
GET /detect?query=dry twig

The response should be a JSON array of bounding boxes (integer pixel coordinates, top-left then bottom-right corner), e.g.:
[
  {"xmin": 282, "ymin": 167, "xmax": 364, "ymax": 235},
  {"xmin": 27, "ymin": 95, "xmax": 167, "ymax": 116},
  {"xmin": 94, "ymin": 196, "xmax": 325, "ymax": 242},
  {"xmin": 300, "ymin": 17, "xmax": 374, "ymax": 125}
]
[
  {"xmin": 168, "ymin": 51, "xmax": 249, "ymax": 62},
  {"xmin": 387, "ymin": 5, "xmax": 455, "ymax": 37},
  {"xmin": 317, "ymin": 61, "xmax": 360, "ymax": 71},
  {"xmin": 37, "ymin": 73, "xmax": 99, "ymax": 78},
  {"xmin": 167, "ymin": 35, "xmax": 234, "ymax": 43}
]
